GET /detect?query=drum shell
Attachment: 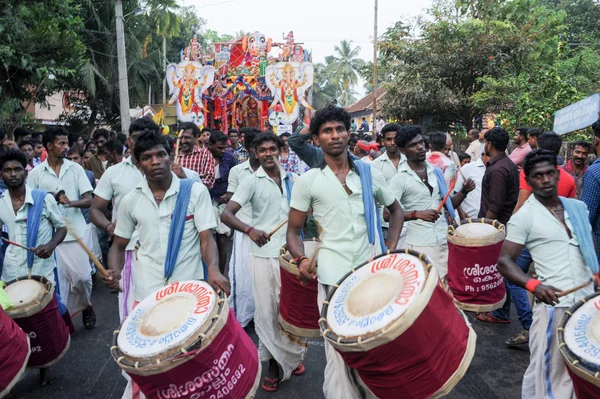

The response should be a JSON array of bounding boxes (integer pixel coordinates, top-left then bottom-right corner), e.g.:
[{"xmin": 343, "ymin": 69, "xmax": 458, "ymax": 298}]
[
  {"xmin": 0, "ymin": 307, "xmax": 30, "ymax": 397},
  {"xmin": 112, "ymin": 296, "xmax": 261, "ymax": 399},
  {"xmin": 319, "ymin": 250, "xmax": 476, "ymax": 399},
  {"xmin": 447, "ymin": 219, "xmax": 506, "ymax": 312},
  {"xmin": 279, "ymin": 242, "xmax": 320, "ymax": 338},
  {"xmin": 557, "ymin": 291, "xmax": 600, "ymax": 398},
  {"xmin": 5, "ymin": 276, "xmax": 70, "ymax": 368}
]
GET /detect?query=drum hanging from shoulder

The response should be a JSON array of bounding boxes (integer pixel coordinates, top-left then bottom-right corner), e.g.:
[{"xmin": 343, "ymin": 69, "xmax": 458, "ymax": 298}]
[
  {"xmin": 5, "ymin": 275, "xmax": 70, "ymax": 368},
  {"xmin": 0, "ymin": 306, "xmax": 30, "ymax": 398},
  {"xmin": 111, "ymin": 280, "xmax": 261, "ymax": 399},
  {"xmin": 557, "ymin": 291, "xmax": 600, "ymax": 399},
  {"xmin": 447, "ymin": 218, "xmax": 506, "ymax": 312},
  {"xmin": 279, "ymin": 240, "xmax": 320, "ymax": 338},
  {"xmin": 319, "ymin": 249, "xmax": 476, "ymax": 399}
]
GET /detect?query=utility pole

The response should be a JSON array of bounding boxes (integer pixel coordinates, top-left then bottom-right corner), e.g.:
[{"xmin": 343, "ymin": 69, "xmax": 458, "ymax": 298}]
[
  {"xmin": 163, "ymin": 34, "xmax": 167, "ymax": 105},
  {"xmin": 372, "ymin": 0, "xmax": 378, "ymax": 133},
  {"xmin": 115, "ymin": 0, "xmax": 131, "ymax": 135}
]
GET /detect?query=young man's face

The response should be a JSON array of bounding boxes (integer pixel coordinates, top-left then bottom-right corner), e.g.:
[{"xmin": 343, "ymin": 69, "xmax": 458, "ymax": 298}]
[
  {"xmin": 87, "ymin": 143, "xmax": 98, "ymax": 155},
  {"xmin": 572, "ymin": 145, "xmax": 589, "ymax": 166},
  {"xmin": 256, "ymin": 140, "xmax": 280, "ymax": 170},
  {"xmin": 383, "ymin": 131, "xmax": 398, "ymax": 154},
  {"xmin": 229, "ymin": 132, "xmax": 239, "ymax": 147},
  {"xmin": 199, "ymin": 131, "xmax": 211, "ymax": 145},
  {"xmin": 77, "ymin": 136, "xmax": 85, "ymax": 148},
  {"xmin": 136, "ymin": 145, "xmax": 171, "ymax": 182},
  {"xmin": 316, "ymin": 121, "xmax": 348, "ymax": 156},
  {"xmin": 48, "ymin": 135, "xmax": 69, "ymax": 159},
  {"xmin": 2, "ymin": 160, "xmax": 26, "ymax": 188},
  {"xmin": 20, "ymin": 144, "xmax": 33, "ymax": 161},
  {"xmin": 96, "ymin": 135, "xmax": 107, "ymax": 148},
  {"xmin": 526, "ymin": 161, "xmax": 559, "ymax": 198},
  {"xmin": 67, "ymin": 152, "xmax": 83, "ymax": 166},
  {"xmin": 514, "ymin": 131, "xmax": 524, "ymax": 145},
  {"xmin": 280, "ymin": 135, "xmax": 289, "ymax": 149},
  {"xmin": 400, "ymin": 134, "xmax": 427, "ymax": 162},
  {"xmin": 33, "ymin": 142, "xmax": 43, "ymax": 157},
  {"xmin": 83, "ymin": 151, "xmax": 92, "ymax": 164},
  {"xmin": 209, "ymin": 140, "xmax": 228, "ymax": 159},
  {"xmin": 528, "ymin": 135, "xmax": 538, "ymax": 149}
]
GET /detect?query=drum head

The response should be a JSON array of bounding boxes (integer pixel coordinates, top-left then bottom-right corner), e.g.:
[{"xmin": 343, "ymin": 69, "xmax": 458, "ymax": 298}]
[
  {"xmin": 6, "ymin": 279, "xmax": 47, "ymax": 313},
  {"xmin": 564, "ymin": 295, "xmax": 600, "ymax": 371},
  {"xmin": 326, "ymin": 252, "xmax": 426, "ymax": 338},
  {"xmin": 117, "ymin": 280, "xmax": 217, "ymax": 360},
  {"xmin": 454, "ymin": 223, "xmax": 498, "ymax": 238}
]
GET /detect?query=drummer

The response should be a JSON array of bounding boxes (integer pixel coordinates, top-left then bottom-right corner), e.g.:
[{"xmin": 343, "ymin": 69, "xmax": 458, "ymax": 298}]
[
  {"xmin": 221, "ymin": 132, "xmax": 306, "ymax": 393},
  {"xmin": 497, "ymin": 149, "xmax": 597, "ymax": 399},
  {"xmin": 388, "ymin": 125, "xmax": 475, "ymax": 279},
  {"xmin": 0, "ymin": 149, "xmax": 67, "ymax": 386},
  {"xmin": 286, "ymin": 105, "xmax": 404, "ymax": 399},
  {"xmin": 103, "ymin": 128, "xmax": 229, "ymax": 303}
]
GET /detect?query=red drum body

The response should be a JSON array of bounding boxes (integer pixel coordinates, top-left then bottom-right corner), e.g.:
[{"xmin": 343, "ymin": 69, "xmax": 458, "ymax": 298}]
[
  {"xmin": 447, "ymin": 219, "xmax": 506, "ymax": 312},
  {"xmin": 0, "ymin": 306, "xmax": 30, "ymax": 397},
  {"xmin": 112, "ymin": 280, "xmax": 261, "ymax": 399},
  {"xmin": 5, "ymin": 276, "xmax": 70, "ymax": 368},
  {"xmin": 279, "ymin": 241, "xmax": 320, "ymax": 338},
  {"xmin": 557, "ymin": 291, "xmax": 600, "ymax": 399},
  {"xmin": 319, "ymin": 250, "xmax": 476, "ymax": 399}
]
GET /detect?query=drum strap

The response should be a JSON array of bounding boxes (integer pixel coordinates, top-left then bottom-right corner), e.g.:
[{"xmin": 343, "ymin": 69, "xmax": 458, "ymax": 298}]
[
  {"xmin": 26, "ymin": 189, "xmax": 50, "ymax": 269},
  {"xmin": 560, "ymin": 197, "xmax": 599, "ymax": 274},
  {"xmin": 164, "ymin": 179, "xmax": 195, "ymax": 283},
  {"xmin": 354, "ymin": 160, "xmax": 386, "ymax": 253},
  {"xmin": 432, "ymin": 168, "xmax": 456, "ymax": 219}
]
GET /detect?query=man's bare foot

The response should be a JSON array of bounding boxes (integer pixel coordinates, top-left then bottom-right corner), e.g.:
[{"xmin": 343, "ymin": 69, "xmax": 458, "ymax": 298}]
[
  {"xmin": 39, "ymin": 367, "xmax": 57, "ymax": 386},
  {"xmin": 261, "ymin": 359, "xmax": 280, "ymax": 392}
]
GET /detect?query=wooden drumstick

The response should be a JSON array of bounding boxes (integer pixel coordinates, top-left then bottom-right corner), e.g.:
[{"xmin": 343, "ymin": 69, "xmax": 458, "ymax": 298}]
[
  {"xmin": 174, "ymin": 129, "xmax": 183, "ymax": 161},
  {"xmin": 450, "ymin": 151, "xmax": 467, "ymax": 182},
  {"xmin": 1, "ymin": 237, "xmax": 36, "ymax": 253},
  {"xmin": 557, "ymin": 276, "xmax": 597, "ymax": 298},
  {"xmin": 437, "ymin": 174, "xmax": 459, "ymax": 212},
  {"xmin": 267, "ymin": 219, "xmax": 288, "ymax": 239},
  {"xmin": 306, "ymin": 244, "xmax": 321, "ymax": 274},
  {"xmin": 64, "ymin": 222, "xmax": 110, "ymax": 279}
]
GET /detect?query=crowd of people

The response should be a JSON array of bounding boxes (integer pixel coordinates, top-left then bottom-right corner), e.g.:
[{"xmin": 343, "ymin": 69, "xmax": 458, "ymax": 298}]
[{"xmin": 1, "ymin": 104, "xmax": 600, "ymax": 399}]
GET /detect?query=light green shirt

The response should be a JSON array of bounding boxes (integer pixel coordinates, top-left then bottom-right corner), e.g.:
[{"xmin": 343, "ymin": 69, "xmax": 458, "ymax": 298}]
[
  {"xmin": 28, "ymin": 159, "xmax": 93, "ymax": 241},
  {"xmin": 290, "ymin": 164, "xmax": 395, "ymax": 285},
  {"xmin": 230, "ymin": 166, "xmax": 294, "ymax": 258},
  {"xmin": 389, "ymin": 161, "xmax": 447, "ymax": 247},
  {"xmin": 507, "ymin": 196, "xmax": 594, "ymax": 308},
  {"xmin": 0, "ymin": 185, "xmax": 65, "ymax": 282},
  {"xmin": 371, "ymin": 151, "xmax": 406, "ymax": 227},
  {"xmin": 115, "ymin": 173, "xmax": 216, "ymax": 302},
  {"xmin": 227, "ymin": 161, "xmax": 256, "ymax": 225}
]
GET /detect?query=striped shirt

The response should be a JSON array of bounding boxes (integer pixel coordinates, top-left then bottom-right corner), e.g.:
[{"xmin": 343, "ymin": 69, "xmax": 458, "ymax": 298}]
[{"xmin": 177, "ymin": 146, "xmax": 215, "ymax": 189}]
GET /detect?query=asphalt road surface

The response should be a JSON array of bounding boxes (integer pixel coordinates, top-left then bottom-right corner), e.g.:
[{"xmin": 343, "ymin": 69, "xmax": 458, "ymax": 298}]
[{"xmin": 11, "ymin": 283, "xmax": 529, "ymax": 399}]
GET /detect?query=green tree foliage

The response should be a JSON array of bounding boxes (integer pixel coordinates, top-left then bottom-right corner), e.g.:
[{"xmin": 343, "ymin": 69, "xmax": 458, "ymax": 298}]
[
  {"xmin": 328, "ymin": 40, "xmax": 365, "ymax": 107},
  {"xmin": 0, "ymin": 0, "xmax": 85, "ymax": 128}
]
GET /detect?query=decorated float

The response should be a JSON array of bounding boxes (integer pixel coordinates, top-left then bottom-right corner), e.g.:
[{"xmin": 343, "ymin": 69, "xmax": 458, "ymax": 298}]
[{"xmin": 165, "ymin": 31, "xmax": 314, "ymax": 132}]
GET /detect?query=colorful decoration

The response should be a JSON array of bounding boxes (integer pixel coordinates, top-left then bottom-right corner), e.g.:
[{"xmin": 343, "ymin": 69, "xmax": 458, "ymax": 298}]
[{"xmin": 266, "ymin": 62, "xmax": 314, "ymax": 126}]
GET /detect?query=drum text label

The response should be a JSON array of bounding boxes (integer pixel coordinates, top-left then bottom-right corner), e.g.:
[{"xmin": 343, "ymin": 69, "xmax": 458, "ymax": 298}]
[
  {"xmin": 155, "ymin": 281, "xmax": 213, "ymax": 315},
  {"xmin": 572, "ymin": 313, "xmax": 600, "ymax": 359}
]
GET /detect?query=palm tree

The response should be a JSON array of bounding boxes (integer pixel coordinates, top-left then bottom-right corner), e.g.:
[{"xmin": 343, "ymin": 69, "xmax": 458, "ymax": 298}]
[
  {"xmin": 329, "ymin": 40, "xmax": 366, "ymax": 106},
  {"xmin": 312, "ymin": 62, "xmax": 341, "ymax": 109}
]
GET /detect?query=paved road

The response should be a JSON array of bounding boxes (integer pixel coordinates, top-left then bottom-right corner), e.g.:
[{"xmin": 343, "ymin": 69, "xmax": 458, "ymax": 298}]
[{"xmin": 12, "ymin": 283, "xmax": 529, "ymax": 399}]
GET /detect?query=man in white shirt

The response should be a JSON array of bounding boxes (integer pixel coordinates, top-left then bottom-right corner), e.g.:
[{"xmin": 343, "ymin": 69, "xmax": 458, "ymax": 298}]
[
  {"xmin": 0, "ymin": 149, "xmax": 68, "ymax": 387},
  {"xmin": 287, "ymin": 106, "xmax": 404, "ymax": 399},
  {"xmin": 390, "ymin": 125, "xmax": 474, "ymax": 278},
  {"xmin": 104, "ymin": 130, "xmax": 229, "ymax": 303},
  {"xmin": 221, "ymin": 132, "xmax": 305, "ymax": 393},
  {"xmin": 28, "ymin": 127, "xmax": 95, "ymax": 329},
  {"xmin": 224, "ymin": 129, "xmax": 261, "ymax": 328},
  {"xmin": 498, "ymin": 149, "xmax": 597, "ymax": 399},
  {"xmin": 453, "ymin": 154, "xmax": 489, "ymax": 219},
  {"xmin": 465, "ymin": 129, "xmax": 482, "ymax": 161}
]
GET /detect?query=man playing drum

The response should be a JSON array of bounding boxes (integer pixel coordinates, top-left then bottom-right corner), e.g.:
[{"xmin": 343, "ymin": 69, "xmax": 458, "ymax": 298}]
[
  {"xmin": 221, "ymin": 132, "xmax": 306, "ymax": 393},
  {"xmin": 286, "ymin": 106, "xmax": 404, "ymax": 399},
  {"xmin": 0, "ymin": 149, "xmax": 67, "ymax": 386},
  {"xmin": 497, "ymin": 149, "xmax": 598, "ymax": 399},
  {"xmin": 388, "ymin": 125, "xmax": 475, "ymax": 279}
]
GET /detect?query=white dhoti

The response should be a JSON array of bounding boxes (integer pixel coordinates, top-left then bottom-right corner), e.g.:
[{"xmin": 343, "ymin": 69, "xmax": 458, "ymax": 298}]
[
  {"xmin": 250, "ymin": 255, "xmax": 307, "ymax": 381},
  {"xmin": 522, "ymin": 303, "xmax": 575, "ymax": 399},
  {"xmin": 83, "ymin": 223, "xmax": 102, "ymax": 273},
  {"xmin": 228, "ymin": 231, "xmax": 254, "ymax": 327},
  {"xmin": 55, "ymin": 241, "xmax": 92, "ymax": 315},
  {"xmin": 118, "ymin": 250, "xmax": 136, "ymax": 322},
  {"xmin": 405, "ymin": 243, "xmax": 448, "ymax": 278},
  {"xmin": 318, "ymin": 284, "xmax": 376, "ymax": 399}
]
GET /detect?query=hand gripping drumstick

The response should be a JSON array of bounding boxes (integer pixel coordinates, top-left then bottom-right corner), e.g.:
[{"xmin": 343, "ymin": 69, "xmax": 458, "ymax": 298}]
[
  {"xmin": 1, "ymin": 237, "xmax": 36, "ymax": 253},
  {"xmin": 436, "ymin": 171, "xmax": 459, "ymax": 212},
  {"xmin": 267, "ymin": 219, "xmax": 289, "ymax": 239},
  {"xmin": 557, "ymin": 276, "xmax": 597, "ymax": 298}
]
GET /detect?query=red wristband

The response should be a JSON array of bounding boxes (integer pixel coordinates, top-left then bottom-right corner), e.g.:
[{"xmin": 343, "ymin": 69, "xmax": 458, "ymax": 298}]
[
  {"xmin": 525, "ymin": 279, "xmax": 542, "ymax": 293},
  {"xmin": 410, "ymin": 211, "xmax": 416, "ymax": 220},
  {"xmin": 245, "ymin": 226, "xmax": 254, "ymax": 235}
]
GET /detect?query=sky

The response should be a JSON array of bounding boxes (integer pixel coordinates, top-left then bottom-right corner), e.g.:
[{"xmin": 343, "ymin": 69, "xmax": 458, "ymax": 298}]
[{"xmin": 181, "ymin": 0, "xmax": 431, "ymax": 98}]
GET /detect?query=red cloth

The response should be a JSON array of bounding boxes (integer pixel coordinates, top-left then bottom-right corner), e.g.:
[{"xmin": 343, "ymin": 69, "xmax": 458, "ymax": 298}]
[
  {"xmin": 337, "ymin": 284, "xmax": 470, "ymax": 399},
  {"xmin": 447, "ymin": 241, "xmax": 506, "ymax": 307},
  {"xmin": 13, "ymin": 295, "xmax": 70, "ymax": 367},
  {"xmin": 279, "ymin": 267, "xmax": 320, "ymax": 331},
  {"xmin": 130, "ymin": 309, "xmax": 259, "ymax": 399},
  {"xmin": 566, "ymin": 365, "xmax": 600, "ymax": 399},
  {"xmin": 0, "ymin": 307, "xmax": 29, "ymax": 392},
  {"xmin": 519, "ymin": 167, "xmax": 576, "ymax": 197}
]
